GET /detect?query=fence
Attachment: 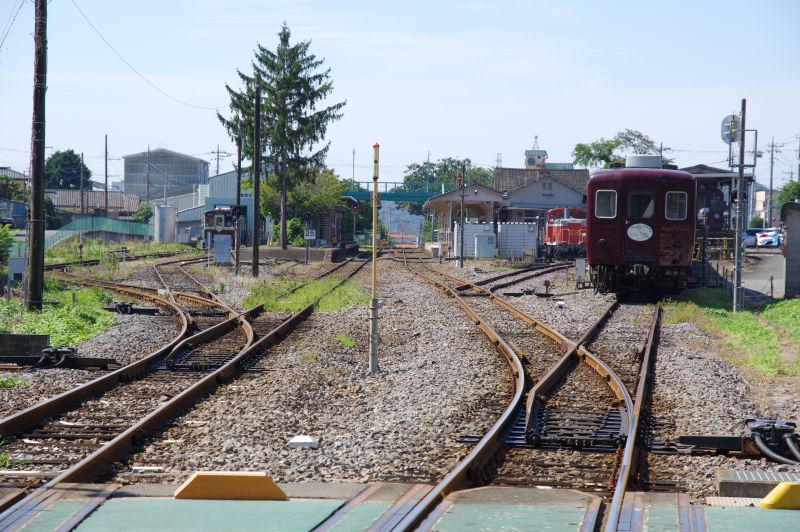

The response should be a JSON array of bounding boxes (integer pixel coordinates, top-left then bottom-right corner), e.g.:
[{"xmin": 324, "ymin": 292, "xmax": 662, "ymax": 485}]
[{"xmin": 10, "ymin": 217, "xmax": 153, "ymax": 258}]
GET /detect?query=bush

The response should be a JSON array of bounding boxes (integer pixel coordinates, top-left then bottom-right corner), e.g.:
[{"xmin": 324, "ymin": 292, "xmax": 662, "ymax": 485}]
[{"xmin": 749, "ymin": 216, "xmax": 765, "ymax": 228}]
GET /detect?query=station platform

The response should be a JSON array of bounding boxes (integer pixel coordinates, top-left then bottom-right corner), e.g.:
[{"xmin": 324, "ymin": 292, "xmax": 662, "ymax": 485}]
[{"xmin": 3, "ymin": 481, "xmax": 800, "ymax": 531}]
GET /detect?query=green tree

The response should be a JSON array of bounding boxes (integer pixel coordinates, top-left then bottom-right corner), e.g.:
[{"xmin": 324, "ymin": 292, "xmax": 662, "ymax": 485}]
[
  {"xmin": 0, "ymin": 223, "xmax": 13, "ymax": 267},
  {"xmin": 749, "ymin": 216, "xmax": 764, "ymax": 228},
  {"xmin": 45, "ymin": 196, "xmax": 62, "ymax": 229},
  {"xmin": 572, "ymin": 129, "xmax": 672, "ymax": 169},
  {"xmin": 45, "ymin": 149, "xmax": 93, "ymax": 190},
  {"xmin": 259, "ymin": 169, "xmax": 346, "ymax": 222},
  {"xmin": 218, "ymin": 23, "xmax": 346, "ymax": 250},
  {"xmin": 398, "ymin": 157, "xmax": 492, "ymax": 215},
  {"xmin": 777, "ymin": 181, "xmax": 800, "ymax": 207},
  {"xmin": 0, "ymin": 176, "xmax": 29, "ymax": 202},
  {"xmin": 133, "ymin": 202, "xmax": 154, "ymax": 224}
]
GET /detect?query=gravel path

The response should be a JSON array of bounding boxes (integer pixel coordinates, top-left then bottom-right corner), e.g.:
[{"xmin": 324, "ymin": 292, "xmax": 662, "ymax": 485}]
[{"xmin": 113, "ymin": 259, "xmax": 514, "ymax": 485}]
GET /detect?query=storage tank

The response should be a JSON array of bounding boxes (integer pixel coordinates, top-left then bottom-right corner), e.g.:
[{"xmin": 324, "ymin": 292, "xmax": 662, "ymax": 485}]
[{"xmin": 154, "ymin": 205, "xmax": 177, "ymax": 242}]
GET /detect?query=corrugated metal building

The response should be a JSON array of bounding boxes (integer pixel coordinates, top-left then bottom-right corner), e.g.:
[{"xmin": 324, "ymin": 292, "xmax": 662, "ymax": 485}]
[
  {"xmin": 123, "ymin": 148, "xmax": 209, "ymax": 201},
  {"xmin": 45, "ymin": 189, "xmax": 140, "ymax": 216}
]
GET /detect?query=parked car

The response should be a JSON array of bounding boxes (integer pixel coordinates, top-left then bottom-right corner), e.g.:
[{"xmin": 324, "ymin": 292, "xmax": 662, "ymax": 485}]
[
  {"xmin": 756, "ymin": 228, "xmax": 780, "ymax": 247},
  {"xmin": 743, "ymin": 228, "xmax": 761, "ymax": 247}
]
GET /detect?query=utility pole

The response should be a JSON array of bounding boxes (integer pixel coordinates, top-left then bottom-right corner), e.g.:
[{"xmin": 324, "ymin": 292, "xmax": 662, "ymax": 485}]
[
  {"xmin": 234, "ymin": 136, "xmax": 242, "ymax": 275},
  {"xmin": 211, "ymin": 144, "xmax": 231, "ymax": 176},
  {"xmin": 26, "ymin": 0, "xmax": 47, "ymax": 311},
  {"xmin": 146, "ymin": 145, "xmax": 150, "ymax": 202},
  {"xmin": 251, "ymin": 78, "xmax": 261, "ymax": 278},
  {"xmin": 459, "ymin": 163, "xmax": 466, "ymax": 268},
  {"xmin": 767, "ymin": 138, "xmax": 780, "ymax": 227},
  {"xmin": 104, "ymin": 134, "xmax": 108, "ymax": 216},
  {"xmin": 369, "ymin": 142, "xmax": 380, "ymax": 373},
  {"xmin": 351, "ymin": 148, "xmax": 355, "ymax": 188},
  {"xmin": 79, "ymin": 152, "xmax": 85, "ymax": 214},
  {"xmin": 733, "ymin": 99, "xmax": 746, "ymax": 313}
]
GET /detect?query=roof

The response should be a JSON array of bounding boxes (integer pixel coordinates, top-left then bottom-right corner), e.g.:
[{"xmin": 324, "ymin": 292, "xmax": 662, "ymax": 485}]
[
  {"xmin": 493, "ymin": 167, "xmax": 590, "ymax": 194},
  {"xmin": 121, "ymin": 148, "xmax": 209, "ymax": 165},
  {"xmin": 589, "ymin": 168, "xmax": 694, "ymax": 184},
  {"xmin": 680, "ymin": 164, "xmax": 752, "ymax": 182},
  {"xmin": 422, "ymin": 182, "xmax": 502, "ymax": 210},
  {"xmin": 45, "ymin": 189, "xmax": 140, "ymax": 211}
]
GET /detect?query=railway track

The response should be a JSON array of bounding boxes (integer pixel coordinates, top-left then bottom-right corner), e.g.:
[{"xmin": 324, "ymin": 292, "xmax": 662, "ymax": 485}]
[
  {"xmin": 396, "ymin": 249, "xmax": 660, "ymax": 531},
  {"xmin": 0, "ymin": 255, "xmax": 371, "ymax": 527}
]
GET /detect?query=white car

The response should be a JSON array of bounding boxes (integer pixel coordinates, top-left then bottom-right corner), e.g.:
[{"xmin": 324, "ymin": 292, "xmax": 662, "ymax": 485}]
[{"xmin": 756, "ymin": 228, "xmax": 779, "ymax": 247}]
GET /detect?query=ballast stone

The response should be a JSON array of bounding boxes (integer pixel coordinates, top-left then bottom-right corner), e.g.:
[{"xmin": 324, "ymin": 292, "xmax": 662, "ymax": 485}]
[{"xmin": 289, "ymin": 435, "xmax": 319, "ymax": 449}]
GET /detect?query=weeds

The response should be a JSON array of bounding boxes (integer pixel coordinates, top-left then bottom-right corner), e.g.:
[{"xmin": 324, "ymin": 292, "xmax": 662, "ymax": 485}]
[
  {"xmin": 244, "ymin": 276, "xmax": 368, "ymax": 312},
  {"xmin": 0, "ymin": 375, "xmax": 26, "ymax": 388},
  {"xmin": 335, "ymin": 334, "xmax": 356, "ymax": 348},
  {"xmin": 300, "ymin": 351, "xmax": 319, "ymax": 364},
  {"xmin": 663, "ymin": 288, "xmax": 800, "ymax": 377}
]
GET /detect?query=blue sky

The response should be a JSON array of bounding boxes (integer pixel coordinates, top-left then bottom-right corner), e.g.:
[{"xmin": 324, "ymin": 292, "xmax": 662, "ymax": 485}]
[{"xmin": 1, "ymin": 0, "xmax": 799, "ymax": 189}]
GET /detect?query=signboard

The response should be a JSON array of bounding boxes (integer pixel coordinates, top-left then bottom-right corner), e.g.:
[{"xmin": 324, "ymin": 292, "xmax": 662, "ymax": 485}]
[
  {"xmin": 304, "ymin": 229, "xmax": 316, "ymax": 240},
  {"xmin": 212, "ymin": 234, "xmax": 232, "ymax": 265},
  {"xmin": 721, "ymin": 114, "xmax": 741, "ymax": 144}
]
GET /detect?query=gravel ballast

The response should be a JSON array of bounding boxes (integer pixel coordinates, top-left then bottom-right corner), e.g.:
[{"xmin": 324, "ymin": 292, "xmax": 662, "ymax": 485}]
[{"xmin": 114, "ymin": 259, "xmax": 514, "ymax": 484}]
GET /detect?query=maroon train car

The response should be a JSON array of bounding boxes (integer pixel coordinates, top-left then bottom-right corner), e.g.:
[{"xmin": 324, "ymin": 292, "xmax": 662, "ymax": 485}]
[{"xmin": 586, "ymin": 166, "xmax": 696, "ymax": 293}]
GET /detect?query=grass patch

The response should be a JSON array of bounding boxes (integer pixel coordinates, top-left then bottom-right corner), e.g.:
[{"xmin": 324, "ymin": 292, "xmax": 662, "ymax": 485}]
[
  {"xmin": 299, "ymin": 351, "xmax": 319, "ymax": 364},
  {"xmin": 663, "ymin": 288, "xmax": 798, "ymax": 376},
  {"xmin": 0, "ymin": 451, "xmax": 9, "ymax": 469},
  {"xmin": 0, "ymin": 375, "xmax": 26, "ymax": 388},
  {"xmin": 335, "ymin": 334, "xmax": 356, "ymax": 348},
  {"xmin": 0, "ymin": 281, "xmax": 117, "ymax": 345},
  {"xmin": 244, "ymin": 276, "xmax": 368, "ymax": 312},
  {"xmin": 45, "ymin": 239, "xmax": 197, "ymax": 265}
]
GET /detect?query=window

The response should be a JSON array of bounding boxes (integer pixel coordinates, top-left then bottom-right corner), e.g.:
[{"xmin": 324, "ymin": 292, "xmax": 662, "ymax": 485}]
[
  {"xmin": 665, "ymin": 191, "xmax": 688, "ymax": 220},
  {"xmin": 628, "ymin": 192, "xmax": 654, "ymax": 219},
  {"xmin": 524, "ymin": 209, "xmax": 536, "ymax": 223},
  {"xmin": 595, "ymin": 190, "xmax": 616, "ymax": 218}
]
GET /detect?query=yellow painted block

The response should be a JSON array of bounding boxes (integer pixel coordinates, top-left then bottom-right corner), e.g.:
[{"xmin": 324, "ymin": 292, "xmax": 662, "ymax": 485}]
[
  {"xmin": 760, "ymin": 482, "xmax": 800, "ymax": 509},
  {"xmin": 174, "ymin": 471, "xmax": 287, "ymax": 501}
]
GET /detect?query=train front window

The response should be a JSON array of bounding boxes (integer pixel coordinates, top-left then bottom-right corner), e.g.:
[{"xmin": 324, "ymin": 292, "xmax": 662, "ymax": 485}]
[
  {"xmin": 628, "ymin": 192, "xmax": 654, "ymax": 219},
  {"xmin": 595, "ymin": 190, "xmax": 616, "ymax": 218},
  {"xmin": 665, "ymin": 191, "xmax": 688, "ymax": 220}
]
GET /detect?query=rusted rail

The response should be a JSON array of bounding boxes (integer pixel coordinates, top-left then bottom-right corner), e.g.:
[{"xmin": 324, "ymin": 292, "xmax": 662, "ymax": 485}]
[
  {"xmin": 396, "ymin": 250, "xmax": 645, "ymax": 531},
  {"xmin": 0, "ymin": 256, "xmax": 371, "ymax": 527}
]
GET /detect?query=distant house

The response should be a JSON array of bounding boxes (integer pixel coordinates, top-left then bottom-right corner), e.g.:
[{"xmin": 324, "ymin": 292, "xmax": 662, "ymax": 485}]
[
  {"xmin": 0, "ymin": 166, "xmax": 29, "ymax": 189},
  {"xmin": 493, "ymin": 146, "xmax": 589, "ymax": 221}
]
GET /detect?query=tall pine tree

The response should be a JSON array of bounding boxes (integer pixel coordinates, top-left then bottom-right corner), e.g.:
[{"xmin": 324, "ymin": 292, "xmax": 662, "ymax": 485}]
[{"xmin": 218, "ymin": 23, "xmax": 345, "ymax": 249}]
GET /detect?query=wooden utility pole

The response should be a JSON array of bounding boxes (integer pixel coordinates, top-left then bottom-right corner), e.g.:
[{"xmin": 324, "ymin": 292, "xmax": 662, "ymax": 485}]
[
  {"xmin": 252, "ymin": 78, "xmax": 261, "ymax": 278},
  {"xmin": 26, "ymin": 0, "xmax": 47, "ymax": 311},
  {"xmin": 369, "ymin": 142, "xmax": 380, "ymax": 373}
]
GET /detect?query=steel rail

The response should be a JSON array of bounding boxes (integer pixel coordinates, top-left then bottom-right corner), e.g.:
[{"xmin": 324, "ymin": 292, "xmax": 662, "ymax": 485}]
[
  {"xmin": 395, "ymin": 264, "xmax": 526, "ymax": 531},
  {"xmin": 0, "ymin": 285, "xmax": 189, "ymax": 437},
  {"xmin": 0, "ymin": 257, "xmax": 371, "ymax": 526},
  {"xmin": 603, "ymin": 303, "xmax": 661, "ymax": 532},
  {"xmin": 397, "ymin": 252, "xmax": 635, "ymax": 530}
]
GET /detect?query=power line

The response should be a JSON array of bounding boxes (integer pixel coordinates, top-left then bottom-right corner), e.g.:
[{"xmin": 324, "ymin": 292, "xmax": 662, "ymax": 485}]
[
  {"xmin": 70, "ymin": 0, "xmax": 219, "ymax": 111},
  {"xmin": 0, "ymin": 0, "xmax": 25, "ymax": 52}
]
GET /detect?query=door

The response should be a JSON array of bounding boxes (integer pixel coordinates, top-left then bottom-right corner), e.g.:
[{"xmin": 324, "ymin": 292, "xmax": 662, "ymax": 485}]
[{"xmin": 623, "ymin": 188, "xmax": 658, "ymax": 264}]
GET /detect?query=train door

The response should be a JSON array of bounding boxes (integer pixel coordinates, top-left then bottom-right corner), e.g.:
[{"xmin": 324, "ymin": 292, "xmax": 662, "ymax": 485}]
[
  {"xmin": 587, "ymin": 185, "xmax": 623, "ymax": 265},
  {"xmin": 623, "ymin": 186, "xmax": 658, "ymax": 265}
]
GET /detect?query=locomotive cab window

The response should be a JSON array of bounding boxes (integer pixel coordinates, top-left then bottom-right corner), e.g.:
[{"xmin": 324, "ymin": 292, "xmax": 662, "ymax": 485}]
[
  {"xmin": 595, "ymin": 190, "xmax": 616, "ymax": 218},
  {"xmin": 665, "ymin": 191, "xmax": 688, "ymax": 220},
  {"xmin": 627, "ymin": 192, "xmax": 654, "ymax": 219}
]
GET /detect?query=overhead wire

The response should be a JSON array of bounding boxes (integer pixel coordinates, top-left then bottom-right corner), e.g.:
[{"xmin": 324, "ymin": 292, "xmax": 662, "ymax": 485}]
[
  {"xmin": 70, "ymin": 0, "xmax": 219, "ymax": 111},
  {"xmin": 0, "ymin": 0, "xmax": 25, "ymax": 53}
]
